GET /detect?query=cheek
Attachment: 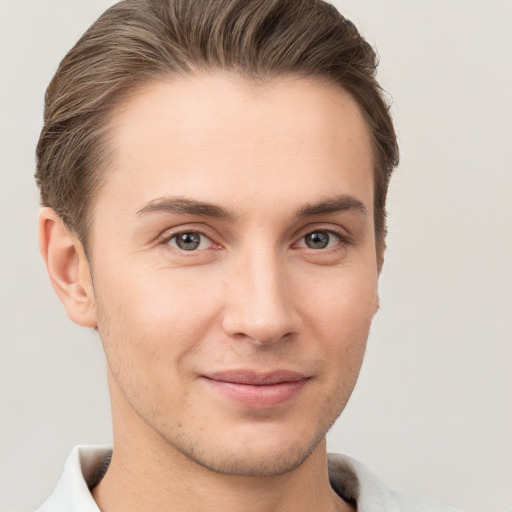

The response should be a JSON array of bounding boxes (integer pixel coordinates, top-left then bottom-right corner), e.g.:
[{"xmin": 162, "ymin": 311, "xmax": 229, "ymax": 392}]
[
  {"xmin": 93, "ymin": 264, "xmax": 222, "ymax": 380},
  {"xmin": 303, "ymin": 267, "xmax": 378, "ymax": 336},
  {"xmin": 300, "ymin": 267, "xmax": 377, "ymax": 377}
]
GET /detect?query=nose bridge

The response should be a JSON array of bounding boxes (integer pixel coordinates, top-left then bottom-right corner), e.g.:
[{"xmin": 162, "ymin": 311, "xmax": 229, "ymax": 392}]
[{"xmin": 222, "ymin": 243, "xmax": 296, "ymax": 345}]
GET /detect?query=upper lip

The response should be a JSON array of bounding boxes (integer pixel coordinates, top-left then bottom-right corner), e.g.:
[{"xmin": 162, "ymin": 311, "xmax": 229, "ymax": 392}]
[{"xmin": 203, "ymin": 370, "xmax": 309, "ymax": 385}]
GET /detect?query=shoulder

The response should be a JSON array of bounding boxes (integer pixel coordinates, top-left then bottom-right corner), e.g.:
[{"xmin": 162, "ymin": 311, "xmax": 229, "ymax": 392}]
[{"xmin": 328, "ymin": 453, "xmax": 464, "ymax": 512}]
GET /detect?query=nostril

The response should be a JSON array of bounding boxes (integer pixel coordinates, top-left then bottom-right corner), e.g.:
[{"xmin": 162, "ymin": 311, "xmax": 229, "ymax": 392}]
[
  {"xmin": 222, "ymin": 311, "xmax": 297, "ymax": 346},
  {"xmin": 220, "ymin": 256, "xmax": 298, "ymax": 344}
]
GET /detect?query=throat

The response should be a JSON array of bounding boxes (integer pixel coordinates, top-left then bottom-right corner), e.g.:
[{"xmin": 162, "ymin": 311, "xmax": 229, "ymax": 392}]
[{"xmin": 90, "ymin": 443, "xmax": 354, "ymax": 512}]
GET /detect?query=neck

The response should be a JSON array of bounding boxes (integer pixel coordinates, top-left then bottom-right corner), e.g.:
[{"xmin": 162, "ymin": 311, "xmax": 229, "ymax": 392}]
[{"xmin": 93, "ymin": 439, "xmax": 351, "ymax": 512}]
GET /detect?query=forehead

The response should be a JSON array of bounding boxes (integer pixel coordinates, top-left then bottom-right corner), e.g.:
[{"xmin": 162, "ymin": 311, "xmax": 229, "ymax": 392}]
[{"xmin": 98, "ymin": 74, "xmax": 374, "ymax": 220}]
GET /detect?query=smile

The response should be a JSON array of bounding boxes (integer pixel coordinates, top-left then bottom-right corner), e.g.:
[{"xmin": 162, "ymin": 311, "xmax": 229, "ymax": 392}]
[{"xmin": 201, "ymin": 370, "xmax": 310, "ymax": 409}]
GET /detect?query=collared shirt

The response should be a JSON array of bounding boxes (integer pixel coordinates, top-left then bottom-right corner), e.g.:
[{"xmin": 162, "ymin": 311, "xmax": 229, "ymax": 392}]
[{"xmin": 35, "ymin": 446, "xmax": 462, "ymax": 512}]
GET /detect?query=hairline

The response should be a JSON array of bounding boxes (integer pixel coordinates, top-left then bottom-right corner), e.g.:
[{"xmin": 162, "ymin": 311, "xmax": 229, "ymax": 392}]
[{"xmin": 77, "ymin": 71, "xmax": 383, "ymax": 260}]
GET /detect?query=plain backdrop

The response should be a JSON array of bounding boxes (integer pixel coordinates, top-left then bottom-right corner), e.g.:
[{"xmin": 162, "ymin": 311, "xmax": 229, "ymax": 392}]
[{"xmin": 1, "ymin": 1, "xmax": 511, "ymax": 511}]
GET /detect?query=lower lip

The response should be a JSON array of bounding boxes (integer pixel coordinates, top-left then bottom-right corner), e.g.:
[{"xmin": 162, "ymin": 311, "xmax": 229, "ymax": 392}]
[{"xmin": 202, "ymin": 378, "xmax": 308, "ymax": 409}]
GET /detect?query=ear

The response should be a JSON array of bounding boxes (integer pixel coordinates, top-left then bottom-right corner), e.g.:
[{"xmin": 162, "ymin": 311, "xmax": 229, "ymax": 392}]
[
  {"xmin": 374, "ymin": 247, "xmax": 384, "ymax": 316},
  {"xmin": 376, "ymin": 242, "xmax": 386, "ymax": 276},
  {"xmin": 39, "ymin": 207, "xmax": 97, "ymax": 328},
  {"xmin": 373, "ymin": 291, "xmax": 381, "ymax": 316}
]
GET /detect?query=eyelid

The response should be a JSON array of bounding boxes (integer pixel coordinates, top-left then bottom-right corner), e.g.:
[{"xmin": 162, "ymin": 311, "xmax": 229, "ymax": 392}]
[
  {"xmin": 158, "ymin": 224, "xmax": 221, "ymax": 250},
  {"xmin": 154, "ymin": 222, "xmax": 352, "ymax": 253},
  {"xmin": 167, "ymin": 232, "xmax": 213, "ymax": 251},
  {"xmin": 293, "ymin": 224, "xmax": 352, "ymax": 246},
  {"xmin": 295, "ymin": 230, "xmax": 339, "ymax": 250}
]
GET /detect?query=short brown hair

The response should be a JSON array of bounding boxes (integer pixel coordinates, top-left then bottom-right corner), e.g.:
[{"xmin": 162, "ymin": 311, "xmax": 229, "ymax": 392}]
[{"xmin": 35, "ymin": 0, "xmax": 398, "ymax": 256}]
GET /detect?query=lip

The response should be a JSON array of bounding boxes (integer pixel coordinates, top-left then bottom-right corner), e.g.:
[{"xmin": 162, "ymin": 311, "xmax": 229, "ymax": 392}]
[{"xmin": 201, "ymin": 370, "xmax": 310, "ymax": 409}]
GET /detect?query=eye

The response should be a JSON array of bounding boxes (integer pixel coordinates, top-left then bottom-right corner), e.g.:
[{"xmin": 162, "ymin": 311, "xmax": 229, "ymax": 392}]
[
  {"xmin": 167, "ymin": 231, "xmax": 212, "ymax": 251},
  {"xmin": 298, "ymin": 230, "xmax": 341, "ymax": 250}
]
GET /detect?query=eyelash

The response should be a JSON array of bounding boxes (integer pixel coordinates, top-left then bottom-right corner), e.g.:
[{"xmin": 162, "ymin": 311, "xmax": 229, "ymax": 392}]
[
  {"xmin": 160, "ymin": 227, "xmax": 350, "ymax": 253},
  {"xmin": 161, "ymin": 229, "xmax": 218, "ymax": 252},
  {"xmin": 294, "ymin": 229, "xmax": 347, "ymax": 251}
]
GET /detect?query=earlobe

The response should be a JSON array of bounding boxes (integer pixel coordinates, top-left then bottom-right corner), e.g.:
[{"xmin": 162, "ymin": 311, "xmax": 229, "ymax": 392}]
[{"xmin": 39, "ymin": 207, "xmax": 97, "ymax": 328}]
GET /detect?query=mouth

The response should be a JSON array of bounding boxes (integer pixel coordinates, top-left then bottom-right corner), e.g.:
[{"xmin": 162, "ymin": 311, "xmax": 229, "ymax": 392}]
[{"xmin": 201, "ymin": 370, "xmax": 310, "ymax": 409}]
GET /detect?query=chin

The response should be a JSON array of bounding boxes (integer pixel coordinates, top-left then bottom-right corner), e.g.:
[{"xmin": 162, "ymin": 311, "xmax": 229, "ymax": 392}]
[
  {"xmin": 182, "ymin": 440, "xmax": 321, "ymax": 477},
  {"xmin": 161, "ymin": 417, "xmax": 333, "ymax": 477}
]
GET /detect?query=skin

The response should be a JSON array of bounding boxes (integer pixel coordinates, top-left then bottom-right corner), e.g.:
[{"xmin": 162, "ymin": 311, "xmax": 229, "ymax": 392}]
[{"xmin": 40, "ymin": 74, "xmax": 380, "ymax": 512}]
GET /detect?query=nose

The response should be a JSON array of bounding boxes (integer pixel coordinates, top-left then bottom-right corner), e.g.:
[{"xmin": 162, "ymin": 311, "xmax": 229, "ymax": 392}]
[{"xmin": 221, "ymin": 248, "xmax": 299, "ymax": 345}]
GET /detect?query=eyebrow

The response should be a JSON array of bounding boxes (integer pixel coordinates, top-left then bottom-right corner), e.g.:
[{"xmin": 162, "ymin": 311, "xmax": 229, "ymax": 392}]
[
  {"xmin": 136, "ymin": 194, "xmax": 367, "ymax": 221},
  {"xmin": 136, "ymin": 197, "xmax": 236, "ymax": 221},
  {"xmin": 295, "ymin": 195, "xmax": 368, "ymax": 218}
]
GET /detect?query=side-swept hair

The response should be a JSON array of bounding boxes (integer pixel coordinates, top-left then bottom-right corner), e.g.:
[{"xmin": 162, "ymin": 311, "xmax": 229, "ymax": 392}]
[{"xmin": 35, "ymin": 0, "xmax": 398, "ymax": 256}]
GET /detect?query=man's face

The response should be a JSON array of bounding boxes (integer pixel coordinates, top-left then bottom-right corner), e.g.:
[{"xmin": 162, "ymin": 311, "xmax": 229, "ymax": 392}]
[{"xmin": 87, "ymin": 74, "xmax": 379, "ymax": 476}]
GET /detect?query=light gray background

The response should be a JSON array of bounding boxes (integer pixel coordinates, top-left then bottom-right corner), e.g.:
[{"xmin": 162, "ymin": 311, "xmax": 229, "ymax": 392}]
[{"xmin": 1, "ymin": 1, "xmax": 511, "ymax": 511}]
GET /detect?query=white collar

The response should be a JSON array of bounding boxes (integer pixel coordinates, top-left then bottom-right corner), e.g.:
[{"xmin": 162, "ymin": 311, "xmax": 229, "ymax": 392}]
[{"xmin": 36, "ymin": 445, "xmax": 461, "ymax": 512}]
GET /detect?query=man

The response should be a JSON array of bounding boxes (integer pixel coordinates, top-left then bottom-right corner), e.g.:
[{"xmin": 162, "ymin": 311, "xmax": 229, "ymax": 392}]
[{"xmin": 34, "ymin": 0, "xmax": 460, "ymax": 510}]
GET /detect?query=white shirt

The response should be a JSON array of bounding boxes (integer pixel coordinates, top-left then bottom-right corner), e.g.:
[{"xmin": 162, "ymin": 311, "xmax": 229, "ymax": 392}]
[{"xmin": 35, "ymin": 446, "xmax": 462, "ymax": 512}]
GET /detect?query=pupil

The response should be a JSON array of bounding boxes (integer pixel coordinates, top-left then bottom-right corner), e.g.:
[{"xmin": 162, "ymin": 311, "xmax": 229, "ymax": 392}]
[
  {"xmin": 177, "ymin": 232, "xmax": 201, "ymax": 250},
  {"xmin": 306, "ymin": 231, "xmax": 329, "ymax": 249}
]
